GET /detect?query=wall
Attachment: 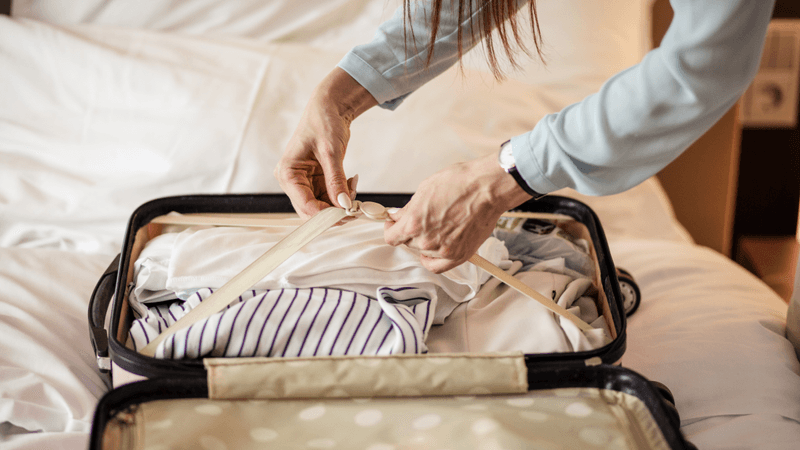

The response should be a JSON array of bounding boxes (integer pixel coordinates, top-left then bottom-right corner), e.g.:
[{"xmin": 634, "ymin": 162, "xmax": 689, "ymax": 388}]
[
  {"xmin": 654, "ymin": 0, "xmax": 800, "ymax": 258},
  {"xmin": 732, "ymin": 1, "xmax": 800, "ymax": 260}
]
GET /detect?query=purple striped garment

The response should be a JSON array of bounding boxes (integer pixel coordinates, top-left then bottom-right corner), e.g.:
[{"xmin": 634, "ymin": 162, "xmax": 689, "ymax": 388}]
[{"xmin": 129, "ymin": 286, "xmax": 434, "ymax": 359}]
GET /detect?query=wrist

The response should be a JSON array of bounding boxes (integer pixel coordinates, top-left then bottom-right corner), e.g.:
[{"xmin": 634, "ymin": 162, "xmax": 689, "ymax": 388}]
[
  {"xmin": 497, "ymin": 140, "xmax": 545, "ymax": 200},
  {"xmin": 474, "ymin": 153, "xmax": 535, "ymax": 215},
  {"xmin": 317, "ymin": 67, "xmax": 378, "ymax": 122}
]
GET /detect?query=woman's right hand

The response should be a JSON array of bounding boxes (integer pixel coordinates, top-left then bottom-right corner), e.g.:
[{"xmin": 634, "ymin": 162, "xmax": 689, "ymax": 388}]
[{"xmin": 274, "ymin": 67, "xmax": 378, "ymax": 219}]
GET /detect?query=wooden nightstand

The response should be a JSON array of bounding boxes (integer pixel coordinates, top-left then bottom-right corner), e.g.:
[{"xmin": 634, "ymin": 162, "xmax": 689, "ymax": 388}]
[{"xmin": 737, "ymin": 236, "xmax": 799, "ymax": 302}]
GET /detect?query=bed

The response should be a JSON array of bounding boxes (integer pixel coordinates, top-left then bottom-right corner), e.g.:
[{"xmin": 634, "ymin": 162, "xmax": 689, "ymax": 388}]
[{"xmin": 1, "ymin": 1, "xmax": 798, "ymax": 449}]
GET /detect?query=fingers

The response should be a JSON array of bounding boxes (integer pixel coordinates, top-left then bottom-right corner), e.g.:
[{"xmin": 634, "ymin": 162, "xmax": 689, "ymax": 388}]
[
  {"xmin": 275, "ymin": 144, "xmax": 353, "ymax": 217},
  {"xmin": 384, "ymin": 206, "xmax": 469, "ymax": 274},
  {"xmin": 384, "ymin": 206, "xmax": 438, "ymax": 252},
  {"xmin": 383, "ymin": 207, "xmax": 407, "ymax": 246},
  {"xmin": 348, "ymin": 174, "xmax": 359, "ymax": 201},
  {"xmin": 420, "ymin": 255, "xmax": 463, "ymax": 274},
  {"xmin": 336, "ymin": 175, "xmax": 359, "ymax": 211},
  {"xmin": 315, "ymin": 146, "xmax": 351, "ymax": 209},
  {"xmin": 290, "ymin": 196, "xmax": 331, "ymax": 220},
  {"xmin": 384, "ymin": 207, "xmax": 401, "ymax": 225},
  {"xmin": 274, "ymin": 164, "xmax": 327, "ymax": 219},
  {"xmin": 276, "ymin": 152, "xmax": 354, "ymax": 217}
]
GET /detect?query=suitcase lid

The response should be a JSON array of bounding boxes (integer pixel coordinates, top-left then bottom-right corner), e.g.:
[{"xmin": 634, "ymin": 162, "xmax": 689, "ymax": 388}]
[{"xmin": 89, "ymin": 363, "xmax": 692, "ymax": 450}]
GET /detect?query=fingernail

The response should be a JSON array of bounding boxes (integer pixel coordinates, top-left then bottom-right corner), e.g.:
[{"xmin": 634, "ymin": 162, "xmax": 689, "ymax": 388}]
[
  {"xmin": 337, "ymin": 192, "xmax": 352, "ymax": 210},
  {"xmin": 386, "ymin": 207, "xmax": 400, "ymax": 215}
]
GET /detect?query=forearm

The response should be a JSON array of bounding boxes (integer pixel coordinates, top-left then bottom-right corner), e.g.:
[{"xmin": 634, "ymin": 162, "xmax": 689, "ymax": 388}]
[
  {"xmin": 514, "ymin": 0, "xmax": 775, "ymax": 196},
  {"xmin": 315, "ymin": 67, "xmax": 379, "ymax": 123},
  {"xmin": 338, "ymin": 0, "xmax": 529, "ymax": 110}
]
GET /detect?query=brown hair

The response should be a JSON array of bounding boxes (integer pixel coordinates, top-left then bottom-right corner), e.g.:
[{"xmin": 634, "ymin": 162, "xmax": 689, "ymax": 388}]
[{"xmin": 404, "ymin": 0, "xmax": 543, "ymax": 79}]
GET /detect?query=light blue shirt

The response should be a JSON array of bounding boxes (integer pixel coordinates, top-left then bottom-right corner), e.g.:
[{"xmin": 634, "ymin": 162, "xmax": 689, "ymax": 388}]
[
  {"xmin": 338, "ymin": 0, "xmax": 800, "ymax": 357},
  {"xmin": 338, "ymin": 0, "xmax": 774, "ymax": 196}
]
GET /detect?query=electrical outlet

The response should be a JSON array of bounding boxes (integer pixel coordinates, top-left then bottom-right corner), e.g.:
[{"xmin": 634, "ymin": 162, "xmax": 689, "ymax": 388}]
[{"xmin": 740, "ymin": 19, "xmax": 800, "ymax": 128}]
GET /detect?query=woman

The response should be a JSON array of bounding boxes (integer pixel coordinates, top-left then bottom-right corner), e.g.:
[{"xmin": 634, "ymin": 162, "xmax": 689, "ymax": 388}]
[{"xmin": 274, "ymin": 0, "xmax": 774, "ymax": 274}]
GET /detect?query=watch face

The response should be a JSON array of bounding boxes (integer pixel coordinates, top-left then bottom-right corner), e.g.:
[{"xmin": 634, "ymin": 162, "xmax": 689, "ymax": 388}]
[{"xmin": 498, "ymin": 142, "xmax": 515, "ymax": 170}]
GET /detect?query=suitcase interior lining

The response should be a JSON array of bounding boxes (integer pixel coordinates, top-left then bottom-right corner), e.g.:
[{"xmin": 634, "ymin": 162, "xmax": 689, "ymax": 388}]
[
  {"xmin": 116, "ymin": 211, "xmax": 617, "ymax": 355},
  {"xmin": 100, "ymin": 387, "xmax": 669, "ymax": 450}
]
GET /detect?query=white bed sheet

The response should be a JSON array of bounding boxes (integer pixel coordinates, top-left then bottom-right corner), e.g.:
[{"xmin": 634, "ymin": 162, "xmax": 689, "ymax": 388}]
[
  {"xmin": 613, "ymin": 239, "xmax": 800, "ymax": 449},
  {"xmin": 1, "ymin": 3, "xmax": 799, "ymax": 449},
  {"xmin": 0, "ymin": 247, "xmax": 111, "ymax": 449}
]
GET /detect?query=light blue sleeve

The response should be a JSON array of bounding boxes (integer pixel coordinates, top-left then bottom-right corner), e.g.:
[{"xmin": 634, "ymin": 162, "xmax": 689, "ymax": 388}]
[
  {"xmin": 338, "ymin": 0, "xmax": 528, "ymax": 110},
  {"xmin": 339, "ymin": 0, "xmax": 774, "ymax": 197},
  {"xmin": 511, "ymin": 0, "xmax": 775, "ymax": 195}
]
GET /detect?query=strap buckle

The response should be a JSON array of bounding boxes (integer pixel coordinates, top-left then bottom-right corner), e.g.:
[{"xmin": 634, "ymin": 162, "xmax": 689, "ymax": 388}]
[{"xmin": 345, "ymin": 200, "xmax": 391, "ymax": 221}]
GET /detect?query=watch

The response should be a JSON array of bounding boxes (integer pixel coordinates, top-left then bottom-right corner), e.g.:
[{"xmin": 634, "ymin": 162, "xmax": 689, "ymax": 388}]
[{"xmin": 498, "ymin": 140, "xmax": 545, "ymax": 199}]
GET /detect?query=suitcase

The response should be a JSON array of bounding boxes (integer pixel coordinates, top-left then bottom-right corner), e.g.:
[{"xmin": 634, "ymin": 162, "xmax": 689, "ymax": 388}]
[{"xmin": 87, "ymin": 193, "xmax": 696, "ymax": 449}]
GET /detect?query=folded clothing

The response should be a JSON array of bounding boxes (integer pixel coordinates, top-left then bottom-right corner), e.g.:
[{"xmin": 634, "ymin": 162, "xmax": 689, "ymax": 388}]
[
  {"xmin": 132, "ymin": 219, "xmax": 510, "ymax": 324},
  {"xmin": 130, "ymin": 286, "xmax": 434, "ymax": 359},
  {"xmin": 493, "ymin": 218, "xmax": 595, "ymax": 279},
  {"xmin": 128, "ymin": 215, "xmax": 610, "ymax": 359},
  {"xmin": 427, "ymin": 270, "xmax": 610, "ymax": 354}
]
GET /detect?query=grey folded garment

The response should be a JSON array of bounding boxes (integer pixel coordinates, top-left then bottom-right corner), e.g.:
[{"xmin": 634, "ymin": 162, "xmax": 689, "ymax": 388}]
[{"xmin": 494, "ymin": 224, "xmax": 594, "ymax": 279}]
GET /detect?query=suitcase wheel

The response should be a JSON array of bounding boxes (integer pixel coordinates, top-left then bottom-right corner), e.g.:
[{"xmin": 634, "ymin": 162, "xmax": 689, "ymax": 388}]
[{"xmin": 616, "ymin": 268, "xmax": 641, "ymax": 317}]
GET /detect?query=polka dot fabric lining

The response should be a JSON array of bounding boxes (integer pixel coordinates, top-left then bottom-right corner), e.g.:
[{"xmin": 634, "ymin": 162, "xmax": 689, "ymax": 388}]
[{"xmin": 116, "ymin": 388, "xmax": 670, "ymax": 450}]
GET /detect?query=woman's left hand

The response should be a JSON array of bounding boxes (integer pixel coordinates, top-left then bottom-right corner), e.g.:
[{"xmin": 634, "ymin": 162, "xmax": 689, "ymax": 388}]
[{"xmin": 384, "ymin": 152, "xmax": 533, "ymax": 273}]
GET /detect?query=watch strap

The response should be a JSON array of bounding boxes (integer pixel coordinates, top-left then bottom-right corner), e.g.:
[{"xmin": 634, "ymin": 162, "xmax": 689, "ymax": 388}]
[
  {"xmin": 508, "ymin": 166, "xmax": 545, "ymax": 199},
  {"xmin": 500, "ymin": 140, "xmax": 546, "ymax": 199}
]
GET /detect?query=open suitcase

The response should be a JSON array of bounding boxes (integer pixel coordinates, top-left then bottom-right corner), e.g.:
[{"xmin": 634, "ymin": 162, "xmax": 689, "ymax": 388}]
[{"xmin": 87, "ymin": 193, "xmax": 696, "ymax": 449}]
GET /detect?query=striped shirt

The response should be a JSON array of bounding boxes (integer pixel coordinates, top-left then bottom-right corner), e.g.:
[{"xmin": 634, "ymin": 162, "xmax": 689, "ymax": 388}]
[{"xmin": 129, "ymin": 286, "xmax": 434, "ymax": 359}]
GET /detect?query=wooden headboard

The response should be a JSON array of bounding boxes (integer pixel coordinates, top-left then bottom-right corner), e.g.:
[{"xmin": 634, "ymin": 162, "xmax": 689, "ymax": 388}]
[
  {"xmin": 652, "ymin": 0, "xmax": 743, "ymax": 257},
  {"xmin": 1, "ymin": 0, "xmax": 11, "ymax": 15}
]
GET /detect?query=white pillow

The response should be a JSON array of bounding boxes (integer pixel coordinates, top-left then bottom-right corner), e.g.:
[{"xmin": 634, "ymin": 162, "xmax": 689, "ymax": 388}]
[
  {"xmin": 11, "ymin": 0, "xmax": 396, "ymax": 51},
  {"xmin": 0, "ymin": 18, "xmax": 277, "ymax": 253},
  {"xmin": 14, "ymin": 0, "xmax": 652, "ymax": 87}
]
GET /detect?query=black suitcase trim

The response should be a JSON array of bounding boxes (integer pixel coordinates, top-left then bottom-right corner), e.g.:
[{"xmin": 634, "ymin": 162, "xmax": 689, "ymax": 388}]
[{"xmin": 91, "ymin": 194, "xmax": 627, "ymax": 380}]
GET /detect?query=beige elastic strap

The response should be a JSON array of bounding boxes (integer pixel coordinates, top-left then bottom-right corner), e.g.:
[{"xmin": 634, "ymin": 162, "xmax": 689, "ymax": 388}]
[
  {"xmin": 150, "ymin": 212, "xmax": 303, "ymax": 227},
  {"xmin": 468, "ymin": 254, "xmax": 594, "ymax": 332},
  {"xmin": 139, "ymin": 206, "xmax": 349, "ymax": 357},
  {"xmin": 149, "ymin": 211, "xmax": 574, "ymax": 228},
  {"xmin": 205, "ymin": 353, "xmax": 528, "ymax": 399}
]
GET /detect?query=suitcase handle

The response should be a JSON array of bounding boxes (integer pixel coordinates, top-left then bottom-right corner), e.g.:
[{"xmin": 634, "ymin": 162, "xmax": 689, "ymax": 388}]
[
  {"xmin": 88, "ymin": 254, "xmax": 120, "ymax": 383},
  {"xmin": 204, "ymin": 353, "xmax": 529, "ymax": 400}
]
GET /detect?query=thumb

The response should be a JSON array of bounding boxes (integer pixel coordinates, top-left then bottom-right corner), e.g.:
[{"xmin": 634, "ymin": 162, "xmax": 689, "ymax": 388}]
[
  {"xmin": 385, "ymin": 207, "xmax": 403, "ymax": 223},
  {"xmin": 383, "ymin": 207, "xmax": 406, "ymax": 246},
  {"xmin": 317, "ymin": 152, "xmax": 351, "ymax": 209}
]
